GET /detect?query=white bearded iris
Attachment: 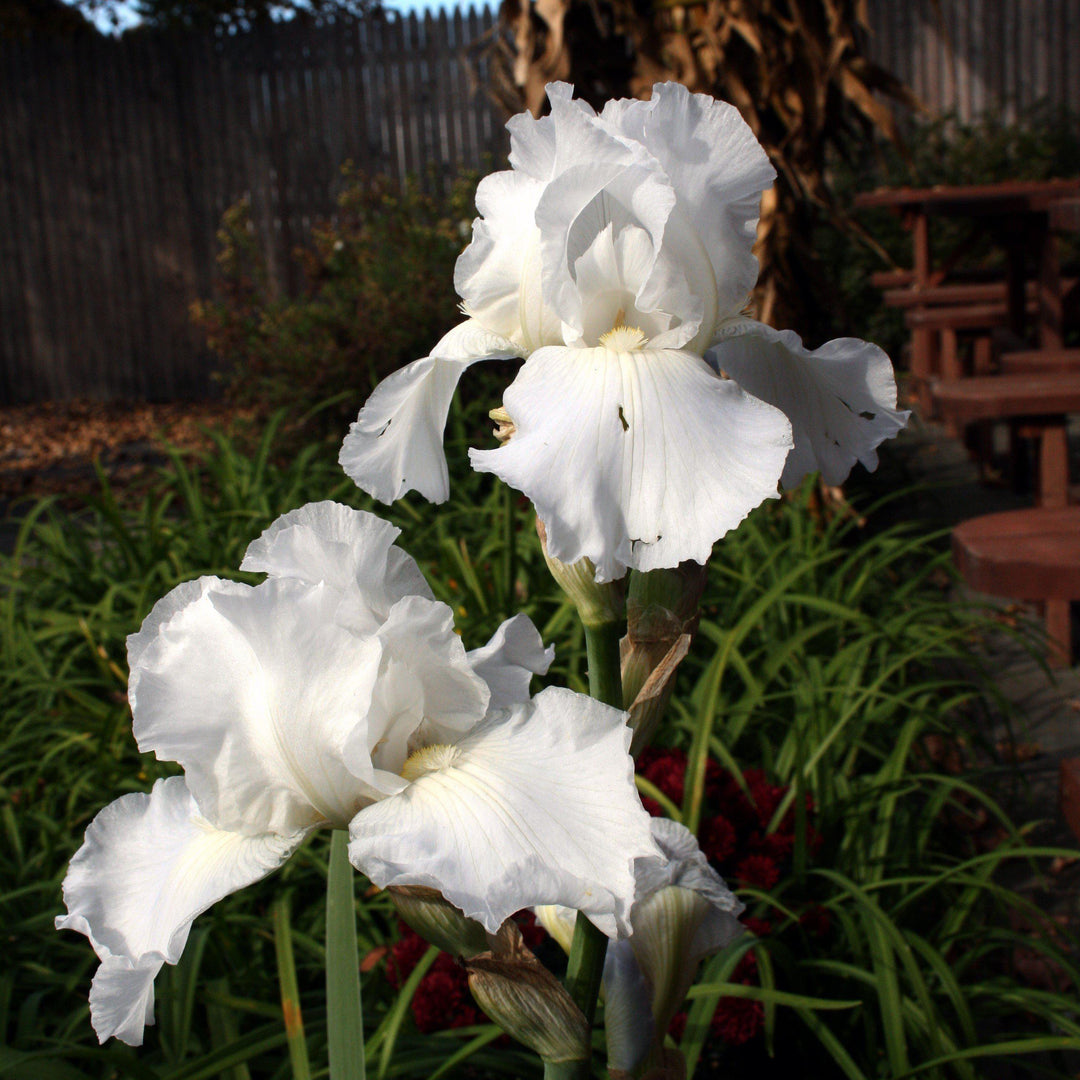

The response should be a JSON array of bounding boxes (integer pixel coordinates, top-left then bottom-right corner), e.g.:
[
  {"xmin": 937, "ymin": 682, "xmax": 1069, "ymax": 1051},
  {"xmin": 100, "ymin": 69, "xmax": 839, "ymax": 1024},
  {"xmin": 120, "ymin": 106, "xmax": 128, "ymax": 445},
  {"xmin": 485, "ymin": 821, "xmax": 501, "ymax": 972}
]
[
  {"xmin": 56, "ymin": 502, "xmax": 659, "ymax": 1045},
  {"xmin": 340, "ymin": 82, "xmax": 907, "ymax": 582},
  {"xmin": 537, "ymin": 818, "xmax": 744, "ymax": 1074}
]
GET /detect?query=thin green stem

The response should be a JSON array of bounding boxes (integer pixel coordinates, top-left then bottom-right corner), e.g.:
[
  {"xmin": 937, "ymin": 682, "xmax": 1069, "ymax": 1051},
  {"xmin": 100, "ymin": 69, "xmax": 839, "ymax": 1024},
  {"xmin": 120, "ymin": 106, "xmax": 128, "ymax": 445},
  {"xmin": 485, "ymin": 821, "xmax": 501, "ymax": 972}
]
[
  {"xmin": 327, "ymin": 829, "xmax": 366, "ymax": 1080},
  {"xmin": 584, "ymin": 620, "xmax": 623, "ymax": 709},
  {"xmin": 542, "ymin": 1060, "xmax": 590, "ymax": 1080},
  {"xmin": 564, "ymin": 910, "xmax": 609, "ymax": 1025},
  {"xmin": 554, "ymin": 619, "xmax": 626, "ymax": 1075},
  {"xmin": 273, "ymin": 895, "xmax": 312, "ymax": 1080}
]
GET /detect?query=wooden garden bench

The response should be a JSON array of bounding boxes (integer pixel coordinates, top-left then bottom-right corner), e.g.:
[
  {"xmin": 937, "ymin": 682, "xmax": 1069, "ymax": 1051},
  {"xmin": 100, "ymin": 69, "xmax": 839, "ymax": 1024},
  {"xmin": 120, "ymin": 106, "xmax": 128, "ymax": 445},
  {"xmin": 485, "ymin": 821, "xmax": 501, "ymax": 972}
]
[
  {"xmin": 933, "ymin": 371, "xmax": 1080, "ymax": 508},
  {"xmin": 998, "ymin": 348, "xmax": 1080, "ymax": 374},
  {"xmin": 952, "ymin": 506, "xmax": 1080, "ymax": 667}
]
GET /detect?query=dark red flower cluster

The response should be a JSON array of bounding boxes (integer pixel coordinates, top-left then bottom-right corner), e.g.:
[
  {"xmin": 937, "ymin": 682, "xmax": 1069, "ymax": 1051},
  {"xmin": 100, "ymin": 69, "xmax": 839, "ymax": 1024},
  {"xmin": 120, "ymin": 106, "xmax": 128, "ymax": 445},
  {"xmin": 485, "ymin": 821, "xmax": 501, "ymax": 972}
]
[
  {"xmin": 636, "ymin": 749, "xmax": 817, "ymax": 890},
  {"xmin": 709, "ymin": 950, "xmax": 765, "ymax": 1045},
  {"xmin": 386, "ymin": 924, "xmax": 480, "ymax": 1033},
  {"xmin": 385, "ymin": 912, "xmax": 546, "ymax": 1034}
]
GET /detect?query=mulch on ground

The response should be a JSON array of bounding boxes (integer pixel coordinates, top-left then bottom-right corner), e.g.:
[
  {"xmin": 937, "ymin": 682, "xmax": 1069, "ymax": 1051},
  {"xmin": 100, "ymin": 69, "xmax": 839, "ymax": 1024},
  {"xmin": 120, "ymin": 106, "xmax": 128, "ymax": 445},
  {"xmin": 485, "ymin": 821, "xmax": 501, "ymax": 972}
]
[{"xmin": 0, "ymin": 399, "xmax": 253, "ymax": 505}]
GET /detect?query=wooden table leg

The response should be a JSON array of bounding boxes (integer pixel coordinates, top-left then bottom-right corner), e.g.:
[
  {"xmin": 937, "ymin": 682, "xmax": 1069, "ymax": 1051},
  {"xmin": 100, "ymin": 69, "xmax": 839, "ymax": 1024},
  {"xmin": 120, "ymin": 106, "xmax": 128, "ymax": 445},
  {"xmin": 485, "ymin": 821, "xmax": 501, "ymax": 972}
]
[
  {"xmin": 1003, "ymin": 223, "xmax": 1029, "ymax": 342},
  {"xmin": 1045, "ymin": 598, "xmax": 1072, "ymax": 668},
  {"xmin": 909, "ymin": 210, "xmax": 934, "ymax": 412},
  {"xmin": 1037, "ymin": 217, "xmax": 1065, "ymax": 349},
  {"xmin": 1040, "ymin": 424, "xmax": 1070, "ymax": 509},
  {"xmin": 1061, "ymin": 758, "xmax": 1080, "ymax": 841}
]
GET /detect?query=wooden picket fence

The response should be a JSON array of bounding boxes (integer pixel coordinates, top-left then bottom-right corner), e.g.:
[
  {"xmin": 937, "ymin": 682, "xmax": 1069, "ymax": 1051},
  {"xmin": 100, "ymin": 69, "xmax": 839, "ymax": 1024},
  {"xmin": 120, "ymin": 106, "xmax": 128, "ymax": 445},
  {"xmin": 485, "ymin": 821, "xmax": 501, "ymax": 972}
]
[
  {"xmin": 866, "ymin": 0, "xmax": 1080, "ymax": 125},
  {"xmin": 0, "ymin": 9, "xmax": 504, "ymax": 402},
  {"xmin": 1, "ymin": 0, "xmax": 1078, "ymax": 403}
]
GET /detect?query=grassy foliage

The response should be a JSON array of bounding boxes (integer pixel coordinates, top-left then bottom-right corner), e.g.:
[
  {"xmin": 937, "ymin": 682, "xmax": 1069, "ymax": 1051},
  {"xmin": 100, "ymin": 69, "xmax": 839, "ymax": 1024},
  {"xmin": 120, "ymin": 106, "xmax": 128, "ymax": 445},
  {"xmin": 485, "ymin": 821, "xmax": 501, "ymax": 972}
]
[
  {"xmin": 665, "ymin": 489, "xmax": 1080, "ymax": 1076},
  {"xmin": 1, "ymin": 407, "xmax": 1078, "ymax": 1078}
]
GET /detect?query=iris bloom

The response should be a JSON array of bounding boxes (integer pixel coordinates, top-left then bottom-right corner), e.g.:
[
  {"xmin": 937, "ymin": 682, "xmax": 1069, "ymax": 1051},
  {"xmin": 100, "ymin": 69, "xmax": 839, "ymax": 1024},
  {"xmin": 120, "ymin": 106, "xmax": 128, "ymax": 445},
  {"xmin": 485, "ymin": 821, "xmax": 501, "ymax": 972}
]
[
  {"xmin": 341, "ymin": 81, "xmax": 907, "ymax": 582},
  {"xmin": 56, "ymin": 502, "xmax": 659, "ymax": 1045},
  {"xmin": 537, "ymin": 818, "xmax": 744, "ymax": 1073}
]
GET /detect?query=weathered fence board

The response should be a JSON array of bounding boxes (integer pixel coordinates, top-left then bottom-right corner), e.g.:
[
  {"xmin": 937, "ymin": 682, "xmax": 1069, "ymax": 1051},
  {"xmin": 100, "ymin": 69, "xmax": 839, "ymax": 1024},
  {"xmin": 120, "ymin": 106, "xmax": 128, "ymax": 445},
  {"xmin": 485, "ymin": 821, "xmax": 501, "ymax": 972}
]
[
  {"xmin": 0, "ymin": 9, "xmax": 504, "ymax": 402},
  {"xmin": 866, "ymin": 0, "xmax": 1080, "ymax": 124},
  {"xmin": 1, "ymin": 1, "xmax": 1078, "ymax": 403}
]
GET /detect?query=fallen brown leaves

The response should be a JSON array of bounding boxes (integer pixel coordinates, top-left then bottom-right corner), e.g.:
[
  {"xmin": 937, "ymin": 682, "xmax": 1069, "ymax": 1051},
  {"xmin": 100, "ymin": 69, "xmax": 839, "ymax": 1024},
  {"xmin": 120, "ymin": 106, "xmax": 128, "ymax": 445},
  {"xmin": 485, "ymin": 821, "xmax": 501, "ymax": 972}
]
[{"xmin": 0, "ymin": 399, "xmax": 254, "ymax": 503}]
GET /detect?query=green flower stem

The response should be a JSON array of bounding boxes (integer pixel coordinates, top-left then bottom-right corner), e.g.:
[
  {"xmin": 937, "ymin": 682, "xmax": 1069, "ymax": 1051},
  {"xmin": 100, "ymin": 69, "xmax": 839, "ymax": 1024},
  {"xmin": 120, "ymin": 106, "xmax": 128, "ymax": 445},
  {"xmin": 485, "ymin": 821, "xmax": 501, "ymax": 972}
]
[
  {"xmin": 327, "ymin": 829, "xmax": 366, "ymax": 1080},
  {"xmin": 542, "ymin": 1058, "xmax": 590, "ymax": 1080},
  {"xmin": 503, "ymin": 483, "xmax": 518, "ymax": 615},
  {"xmin": 564, "ymin": 910, "xmax": 609, "ymax": 1024},
  {"xmin": 546, "ymin": 619, "xmax": 625, "ymax": 1080},
  {"xmin": 583, "ymin": 619, "xmax": 623, "ymax": 710}
]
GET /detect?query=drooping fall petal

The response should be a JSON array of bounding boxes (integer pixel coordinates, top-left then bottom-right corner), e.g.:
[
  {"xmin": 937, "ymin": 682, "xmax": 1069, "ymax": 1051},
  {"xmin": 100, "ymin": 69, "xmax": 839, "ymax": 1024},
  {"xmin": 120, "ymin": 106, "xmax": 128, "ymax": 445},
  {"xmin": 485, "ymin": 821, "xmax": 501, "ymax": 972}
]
[
  {"xmin": 348, "ymin": 686, "xmax": 659, "ymax": 935},
  {"xmin": 56, "ymin": 777, "xmax": 304, "ymax": 1045},
  {"xmin": 709, "ymin": 321, "xmax": 909, "ymax": 488},
  {"xmin": 340, "ymin": 321, "xmax": 522, "ymax": 503},
  {"xmin": 471, "ymin": 344, "xmax": 792, "ymax": 581}
]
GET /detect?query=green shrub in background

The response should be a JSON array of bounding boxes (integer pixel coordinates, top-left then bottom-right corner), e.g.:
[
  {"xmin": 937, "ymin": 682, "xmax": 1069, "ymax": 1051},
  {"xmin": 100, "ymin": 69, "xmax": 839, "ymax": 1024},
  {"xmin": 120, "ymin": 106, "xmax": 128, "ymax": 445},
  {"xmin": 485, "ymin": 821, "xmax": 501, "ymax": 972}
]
[
  {"xmin": 191, "ymin": 169, "xmax": 480, "ymax": 439},
  {"xmin": 812, "ymin": 103, "xmax": 1080, "ymax": 361}
]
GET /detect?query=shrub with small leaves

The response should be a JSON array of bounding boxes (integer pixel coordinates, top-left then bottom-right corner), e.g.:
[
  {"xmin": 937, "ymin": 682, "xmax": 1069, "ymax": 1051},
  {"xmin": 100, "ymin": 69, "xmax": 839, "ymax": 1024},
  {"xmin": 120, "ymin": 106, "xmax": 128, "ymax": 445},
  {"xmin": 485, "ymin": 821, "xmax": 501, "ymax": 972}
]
[{"xmin": 192, "ymin": 168, "xmax": 479, "ymax": 437}]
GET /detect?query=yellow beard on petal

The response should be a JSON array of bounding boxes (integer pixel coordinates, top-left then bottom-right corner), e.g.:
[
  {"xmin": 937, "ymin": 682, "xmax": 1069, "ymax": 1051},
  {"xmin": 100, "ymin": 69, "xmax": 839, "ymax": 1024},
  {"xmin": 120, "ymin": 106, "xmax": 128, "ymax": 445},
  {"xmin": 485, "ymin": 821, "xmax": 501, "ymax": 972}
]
[
  {"xmin": 598, "ymin": 325, "xmax": 647, "ymax": 351},
  {"xmin": 401, "ymin": 743, "xmax": 460, "ymax": 782}
]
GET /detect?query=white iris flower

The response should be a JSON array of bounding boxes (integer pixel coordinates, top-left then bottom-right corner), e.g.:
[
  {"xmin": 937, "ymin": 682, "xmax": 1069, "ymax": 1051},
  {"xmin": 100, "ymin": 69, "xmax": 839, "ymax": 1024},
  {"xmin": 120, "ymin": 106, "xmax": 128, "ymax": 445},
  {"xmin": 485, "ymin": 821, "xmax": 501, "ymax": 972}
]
[
  {"xmin": 56, "ymin": 502, "xmax": 659, "ymax": 1045},
  {"xmin": 340, "ymin": 82, "xmax": 907, "ymax": 582},
  {"xmin": 538, "ymin": 818, "xmax": 744, "ymax": 1073}
]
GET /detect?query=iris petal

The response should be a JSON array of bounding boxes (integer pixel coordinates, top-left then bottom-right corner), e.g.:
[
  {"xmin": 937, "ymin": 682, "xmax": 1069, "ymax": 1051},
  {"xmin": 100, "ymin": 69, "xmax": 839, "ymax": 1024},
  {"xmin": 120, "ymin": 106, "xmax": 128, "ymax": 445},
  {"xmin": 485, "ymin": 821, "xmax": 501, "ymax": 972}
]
[
  {"xmin": 240, "ymin": 501, "xmax": 432, "ymax": 622},
  {"xmin": 340, "ymin": 321, "xmax": 522, "ymax": 504},
  {"xmin": 471, "ymin": 344, "xmax": 792, "ymax": 581},
  {"xmin": 709, "ymin": 321, "xmax": 909, "ymax": 488},
  {"xmin": 129, "ymin": 577, "xmax": 381, "ymax": 833},
  {"xmin": 55, "ymin": 777, "xmax": 303, "ymax": 1045},
  {"xmin": 348, "ymin": 686, "xmax": 658, "ymax": 935}
]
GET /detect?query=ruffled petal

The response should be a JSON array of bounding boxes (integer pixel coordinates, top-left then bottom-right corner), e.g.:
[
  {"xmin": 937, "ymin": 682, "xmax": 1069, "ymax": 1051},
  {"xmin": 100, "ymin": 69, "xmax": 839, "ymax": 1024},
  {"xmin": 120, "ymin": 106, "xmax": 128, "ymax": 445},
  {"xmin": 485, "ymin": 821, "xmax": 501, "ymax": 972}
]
[
  {"xmin": 88, "ymin": 957, "xmax": 158, "ymax": 1046},
  {"xmin": 126, "ymin": 577, "xmax": 217, "ymax": 672},
  {"xmin": 240, "ymin": 501, "xmax": 432, "ymax": 629},
  {"xmin": 348, "ymin": 686, "xmax": 658, "ymax": 935},
  {"xmin": 129, "ymin": 577, "xmax": 381, "ymax": 833},
  {"xmin": 55, "ymin": 776, "xmax": 303, "ymax": 1045},
  {"xmin": 567, "ymin": 223, "xmax": 699, "ymax": 349},
  {"xmin": 634, "ymin": 818, "xmax": 743, "ymax": 960},
  {"xmin": 466, "ymin": 613, "xmax": 555, "ymax": 709},
  {"xmin": 470, "ymin": 344, "xmax": 792, "ymax": 582},
  {"xmin": 601, "ymin": 83, "xmax": 775, "ymax": 334},
  {"xmin": 351, "ymin": 594, "xmax": 491, "ymax": 783},
  {"xmin": 340, "ymin": 321, "xmax": 522, "ymax": 504},
  {"xmin": 533, "ymin": 115, "xmax": 676, "ymax": 338},
  {"xmin": 709, "ymin": 321, "xmax": 909, "ymax": 488},
  {"xmin": 455, "ymin": 173, "xmax": 560, "ymax": 351}
]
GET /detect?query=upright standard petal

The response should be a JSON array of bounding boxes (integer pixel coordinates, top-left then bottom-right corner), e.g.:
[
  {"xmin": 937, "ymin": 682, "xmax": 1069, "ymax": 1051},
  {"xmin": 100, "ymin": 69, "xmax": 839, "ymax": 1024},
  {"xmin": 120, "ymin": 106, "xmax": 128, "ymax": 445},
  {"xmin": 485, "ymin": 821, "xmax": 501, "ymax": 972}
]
[
  {"xmin": 56, "ymin": 777, "xmax": 303, "ymax": 1045},
  {"xmin": 129, "ymin": 577, "xmax": 382, "ymax": 834},
  {"xmin": 471, "ymin": 344, "xmax": 792, "ymax": 581},
  {"xmin": 601, "ymin": 83, "xmax": 776, "ymax": 335},
  {"xmin": 709, "ymin": 321, "xmax": 909, "ymax": 488},
  {"xmin": 340, "ymin": 321, "xmax": 523, "ymax": 504},
  {"xmin": 240, "ymin": 501, "xmax": 432, "ymax": 622},
  {"xmin": 455, "ymin": 172, "xmax": 562, "ymax": 351},
  {"xmin": 466, "ymin": 613, "xmax": 555, "ymax": 709},
  {"xmin": 351, "ymin": 594, "xmax": 491, "ymax": 783},
  {"xmin": 348, "ymin": 686, "xmax": 659, "ymax": 935}
]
